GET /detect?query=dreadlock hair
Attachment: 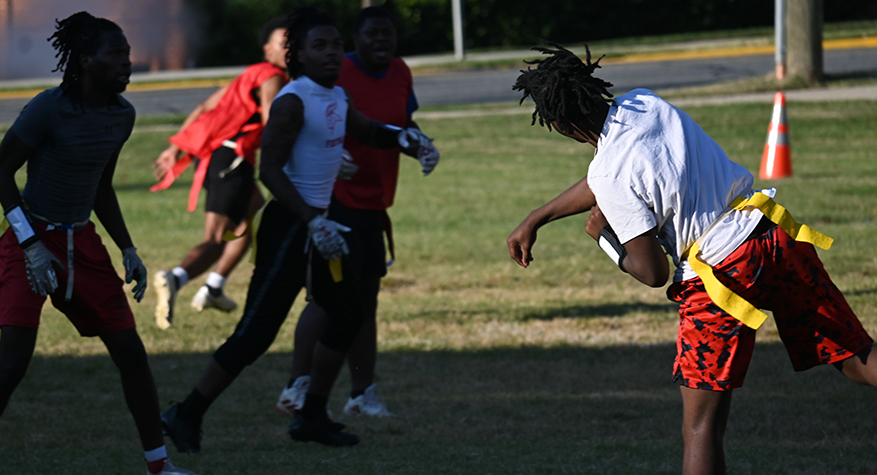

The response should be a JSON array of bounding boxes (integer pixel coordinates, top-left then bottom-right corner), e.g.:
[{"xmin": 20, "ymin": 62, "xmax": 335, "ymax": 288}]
[
  {"xmin": 259, "ymin": 15, "xmax": 289, "ymax": 47},
  {"xmin": 47, "ymin": 11, "xmax": 122, "ymax": 95},
  {"xmin": 354, "ymin": 6, "xmax": 395, "ymax": 34},
  {"xmin": 283, "ymin": 6, "xmax": 337, "ymax": 78},
  {"xmin": 513, "ymin": 41, "xmax": 614, "ymax": 135}
]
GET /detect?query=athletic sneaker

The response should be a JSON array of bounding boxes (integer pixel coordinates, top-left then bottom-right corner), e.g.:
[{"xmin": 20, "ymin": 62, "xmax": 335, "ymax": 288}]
[
  {"xmin": 288, "ymin": 412, "xmax": 359, "ymax": 447},
  {"xmin": 153, "ymin": 270, "xmax": 178, "ymax": 330},
  {"xmin": 343, "ymin": 383, "xmax": 393, "ymax": 417},
  {"xmin": 276, "ymin": 376, "xmax": 310, "ymax": 416},
  {"xmin": 161, "ymin": 404, "xmax": 202, "ymax": 454},
  {"xmin": 149, "ymin": 459, "xmax": 199, "ymax": 475},
  {"xmin": 190, "ymin": 285, "xmax": 237, "ymax": 312}
]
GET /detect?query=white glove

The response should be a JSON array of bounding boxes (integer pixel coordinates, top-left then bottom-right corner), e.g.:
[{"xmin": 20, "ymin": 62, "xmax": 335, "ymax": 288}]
[
  {"xmin": 122, "ymin": 247, "xmax": 147, "ymax": 302},
  {"xmin": 307, "ymin": 215, "xmax": 351, "ymax": 261},
  {"xmin": 337, "ymin": 149, "xmax": 358, "ymax": 180},
  {"xmin": 399, "ymin": 128, "xmax": 440, "ymax": 176},
  {"xmin": 22, "ymin": 240, "xmax": 62, "ymax": 296}
]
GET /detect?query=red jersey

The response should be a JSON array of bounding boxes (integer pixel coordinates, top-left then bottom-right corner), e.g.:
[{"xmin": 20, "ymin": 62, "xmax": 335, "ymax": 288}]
[
  {"xmin": 170, "ymin": 61, "xmax": 287, "ymax": 165},
  {"xmin": 334, "ymin": 55, "xmax": 415, "ymax": 210}
]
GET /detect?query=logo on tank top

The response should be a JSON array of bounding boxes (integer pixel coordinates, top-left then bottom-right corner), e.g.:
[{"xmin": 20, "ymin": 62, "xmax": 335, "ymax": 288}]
[{"xmin": 325, "ymin": 102, "xmax": 343, "ymax": 133}]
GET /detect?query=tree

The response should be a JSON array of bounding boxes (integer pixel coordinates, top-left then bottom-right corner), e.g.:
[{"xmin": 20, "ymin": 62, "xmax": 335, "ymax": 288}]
[{"xmin": 786, "ymin": 0, "xmax": 823, "ymax": 84}]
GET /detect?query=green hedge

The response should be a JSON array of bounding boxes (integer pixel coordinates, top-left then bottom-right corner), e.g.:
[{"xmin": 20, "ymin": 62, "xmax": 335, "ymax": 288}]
[{"xmin": 187, "ymin": 0, "xmax": 877, "ymax": 67}]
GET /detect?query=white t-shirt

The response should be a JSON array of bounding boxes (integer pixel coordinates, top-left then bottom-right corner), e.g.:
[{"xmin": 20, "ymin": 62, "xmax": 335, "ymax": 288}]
[
  {"xmin": 587, "ymin": 89, "xmax": 763, "ymax": 282},
  {"xmin": 274, "ymin": 75, "xmax": 349, "ymax": 209}
]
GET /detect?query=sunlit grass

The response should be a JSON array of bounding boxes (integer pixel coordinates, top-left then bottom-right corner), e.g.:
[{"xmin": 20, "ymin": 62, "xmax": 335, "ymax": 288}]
[{"xmin": 2, "ymin": 99, "xmax": 877, "ymax": 474}]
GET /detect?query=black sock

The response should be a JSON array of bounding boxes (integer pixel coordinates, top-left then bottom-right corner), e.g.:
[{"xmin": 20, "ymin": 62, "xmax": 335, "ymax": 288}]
[
  {"xmin": 172, "ymin": 275, "xmax": 181, "ymax": 289},
  {"xmin": 177, "ymin": 388, "xmax": 213, "ymax": 421},
  {"xmin": 301, "ymin": 393, "xmax": 328, "ymax": 419},
  {"xmin": 350, "ymin": 389, "xmax": 365, "ymax": 399},
  {"xmin": 206, "ymin": 285, "xmax": 222, "ymax": 297}
]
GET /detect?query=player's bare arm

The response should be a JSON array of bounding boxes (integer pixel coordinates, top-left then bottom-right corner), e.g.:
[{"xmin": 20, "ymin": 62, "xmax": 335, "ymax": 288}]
[
  {"xmin": 258, "ymin": 74, "xmax": 285, "ymax": 126},
  {"xmin": 152, "ymin": 84, "xmax": 231, "ymax": 180},
  {"xmin": 0, "ymin": 132, "xmax": 33, "ymax": 211},
  {"xmin": 507, "ymin": 177, "xmax": 597, "ymax": 268},
  {"xmin": 259, "ymin": 93, "xmax": 319, "ymax": 223},
  {"xmin": 93, "ymin": 148, "xmax": 134, "ymax": 250},
  {"xmin": 584, "ymin": 204, "xmax": 668, "ymax": 288}
]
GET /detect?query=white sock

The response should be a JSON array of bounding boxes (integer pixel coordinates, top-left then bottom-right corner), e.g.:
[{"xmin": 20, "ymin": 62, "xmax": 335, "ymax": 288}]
[
  {"xmin": 171, "ymin": 267, "xmax": 189, "ymax": 288},
  {"xmin": 144, "ymin": 445, "xmax": 168, "ymax": 462},
  {"xmin": 206, "ymin": 272, "xmax": 227, "ymax": 290}
]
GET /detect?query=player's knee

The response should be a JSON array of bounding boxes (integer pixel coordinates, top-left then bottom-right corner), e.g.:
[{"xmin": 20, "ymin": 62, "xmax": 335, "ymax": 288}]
[
  {"xmin": 0, "ymin": 357, "xmax": 30, "ymax": 387},
  {"xmin": 319, "ymin": 317, "xmax": 365, "ymax": 353}
]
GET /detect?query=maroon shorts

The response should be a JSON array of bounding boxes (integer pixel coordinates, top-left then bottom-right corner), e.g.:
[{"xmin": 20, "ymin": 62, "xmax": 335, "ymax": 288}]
[
  {"xmin": 667, "ymin": 222, "xmax": 872, "ymax": 391},
  {"xmin": 0, "ymin": 222, "xmax": 135, "ymax": 336}
]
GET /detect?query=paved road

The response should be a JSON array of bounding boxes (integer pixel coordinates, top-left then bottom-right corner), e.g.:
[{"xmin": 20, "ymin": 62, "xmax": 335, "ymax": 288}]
[{"xmin": 1, "ymin": 44, "xmax": 876, "ymax": 125}]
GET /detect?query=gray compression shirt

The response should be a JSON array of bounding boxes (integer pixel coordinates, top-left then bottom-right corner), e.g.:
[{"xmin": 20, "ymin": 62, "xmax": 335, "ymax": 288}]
[{"xmin": 9, "ymin": 87, "xmax": 135, "ymax": 223}]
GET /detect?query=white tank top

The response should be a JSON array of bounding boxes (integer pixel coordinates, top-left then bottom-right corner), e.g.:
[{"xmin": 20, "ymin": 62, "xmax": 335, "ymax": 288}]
[{"xmin": 274, "ymin": 75, "xmax": 349, "ymax": 209}]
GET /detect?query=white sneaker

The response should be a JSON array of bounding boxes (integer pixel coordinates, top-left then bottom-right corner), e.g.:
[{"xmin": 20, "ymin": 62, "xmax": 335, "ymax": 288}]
[
  {"xmin": 153, "ymin": 270, "xmax": 177, "ymax": 330},
  {"xmin": 276, "ymin": 375, "xmax": 310, "ymax": 416},
  {"xmin": 343, "ymin": 383, "xmax": 393, "ymax": 417},
  {"xmin": 149, "ymin": 458, "xmax": 199, "ymax": 475},
  {"xmin": 190, "ymin": 285, "xmax": 237, "ymax": 312}
]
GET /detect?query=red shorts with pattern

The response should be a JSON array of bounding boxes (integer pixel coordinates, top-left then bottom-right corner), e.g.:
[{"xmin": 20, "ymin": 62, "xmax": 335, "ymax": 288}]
[
  {"xmin": 0, "ymin": 222, "xmax": 135, "ymax": 336},
  {"xmin": 667, "ymin": 222, "xmax": 872, "ymax": 391}
]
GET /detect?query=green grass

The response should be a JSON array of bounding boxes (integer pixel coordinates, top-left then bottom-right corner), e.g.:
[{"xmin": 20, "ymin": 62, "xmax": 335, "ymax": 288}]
[{"xmin": 2, "ymin": 99, "xmax": 877, "ymax": 474}]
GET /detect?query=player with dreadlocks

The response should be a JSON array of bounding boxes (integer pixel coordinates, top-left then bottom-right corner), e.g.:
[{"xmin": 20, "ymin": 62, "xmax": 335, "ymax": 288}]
[
  {"xmin": 0, "ymin": 11, "xmax": 197, "ymax": 475},
  {"xmin": 160, "ymin": 6, "xmax": 437, "ymax": 451},
  {"xmin": 507, "ymin": 42, "xmax": 877, "ymax": 474}
]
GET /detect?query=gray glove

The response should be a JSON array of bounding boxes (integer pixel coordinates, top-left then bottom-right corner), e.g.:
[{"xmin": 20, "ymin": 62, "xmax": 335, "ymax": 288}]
[
  {"xmin": 307, "ymin": 215, "xmax": 351, "ymax": 261},
  {"xmin": 122, "ymin": 247, "xmax": 147, "ymax": 302},
  {"xmin": 22, "ymin": 240, "xmax": 62, "ymax": 296},
  {"xmin": 399, "ymin": 128, "xmax": 440, "ymax": 176}
]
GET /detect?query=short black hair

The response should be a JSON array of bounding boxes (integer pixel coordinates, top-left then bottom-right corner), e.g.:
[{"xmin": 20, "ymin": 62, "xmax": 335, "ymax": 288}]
[
  {"xmin": 354, "ymin": 6, "xmax": 394, "ymax": 34},
  {"xmin": 283, "ymin": 6, "xmax": 337, "ymax": 78},
  {"xmin": 513, "ymin": 41, "xmax": 614, "ymax": 135},
  {"xmin": 259, "ymin": 15, "xmax": 288, "ymax": 47},
  {"xmin": 47, "ymin": 11, "xmax": 123, "ymax": 96}
]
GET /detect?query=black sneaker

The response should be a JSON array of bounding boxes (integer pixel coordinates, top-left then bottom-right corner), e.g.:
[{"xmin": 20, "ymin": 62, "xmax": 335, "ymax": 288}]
[
  {"xmin": 288, "ymin": 412, "xmax": 359, "ymax": 447},
  {"xmin": 161, "ymin": 403, "xmax": 203, "ymax": 454}
]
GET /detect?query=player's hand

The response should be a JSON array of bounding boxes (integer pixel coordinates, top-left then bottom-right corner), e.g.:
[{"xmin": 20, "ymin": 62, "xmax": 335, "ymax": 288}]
[
  {"xmin": 152, "ymin": 147, "xmax": 179, "ymax": 181},
  {"xmin": 307, "ymin": 215, "xmax": 351, "ymax": 261},
  {"xmin": 398, "ymin": 128, "xmax": 440, "ymax": 176},
  {"xmin": 22, "ymin": 240, "xmax": 63, "ymax": 296},
  {"xmin": 122, "ymin": 247, "xmax": 148, "ymax": 302},
  {"xmin": 507, "ymin": 220, "xmax": 538, "ymax": 268},
  {"xmin": 585, "ymin": 204, "xmax": 609, "ymax": 241},
  {"xmin": 337, "ymin": 149, "xmax": 359, "ymax": 180}
]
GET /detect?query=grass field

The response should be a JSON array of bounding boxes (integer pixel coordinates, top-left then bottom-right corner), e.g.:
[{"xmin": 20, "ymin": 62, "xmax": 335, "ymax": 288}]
[{"xmin": 2, "ymin": 98, "xmax": 877, "ymax": 474}]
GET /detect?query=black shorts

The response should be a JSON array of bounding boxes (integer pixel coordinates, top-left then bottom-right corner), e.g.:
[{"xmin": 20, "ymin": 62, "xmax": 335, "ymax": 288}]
[
  {"xmin": 328, "ymin": 196, "xmax": 388, "ymax": 280},
  {"xmin": 203, "ymin": 145, "xmax": 255, "ymax": 224}
]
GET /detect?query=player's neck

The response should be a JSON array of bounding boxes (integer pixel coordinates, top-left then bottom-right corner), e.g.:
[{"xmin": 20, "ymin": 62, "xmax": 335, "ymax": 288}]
[
  {"xmin": 78, "ymin": 79, "xmax": 112, "ymax": 108},
  {"xmin": 354, "ymin": 51, "xmax": 388, "ymax": 76}
]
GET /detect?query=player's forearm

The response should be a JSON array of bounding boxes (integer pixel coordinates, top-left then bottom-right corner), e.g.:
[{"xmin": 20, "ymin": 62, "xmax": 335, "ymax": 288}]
[
  {"xmin": 93, "ymin": 183, "xmax": 134, "ymax": 250},
  {"xmin": 527, "ymin": 177, "xmax": 597, "ymax": 228},
  {"xmin": 259, "ymin": 163, "xmax": 320, "ymax": 224}
]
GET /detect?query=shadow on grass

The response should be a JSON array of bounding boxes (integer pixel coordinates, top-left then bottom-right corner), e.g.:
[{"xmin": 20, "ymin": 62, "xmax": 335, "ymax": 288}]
[
  {"xmin": 2, "ymin": 343, "xmax": 877, "ymax": 474},
  {"xmin": 522, "ymin": 301, "xmax": 678, "ymax": 321}
]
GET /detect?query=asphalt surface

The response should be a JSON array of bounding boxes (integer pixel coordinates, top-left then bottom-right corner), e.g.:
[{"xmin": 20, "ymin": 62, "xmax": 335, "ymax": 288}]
[{"xmin": 1, "ymin": 39, "xmax": 876, "ymax": 126}]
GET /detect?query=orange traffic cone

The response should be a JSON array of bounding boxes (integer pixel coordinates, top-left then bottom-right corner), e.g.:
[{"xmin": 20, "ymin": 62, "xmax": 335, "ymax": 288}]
[{"xmin": 759, "ymin": 92, "xmax": 792, "ymax": 179}]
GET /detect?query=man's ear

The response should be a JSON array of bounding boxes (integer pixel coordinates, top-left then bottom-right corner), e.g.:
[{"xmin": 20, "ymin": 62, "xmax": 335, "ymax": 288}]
[{"xmin": 79, "ymin": 53, "xmax": 92, "ymax": 72}]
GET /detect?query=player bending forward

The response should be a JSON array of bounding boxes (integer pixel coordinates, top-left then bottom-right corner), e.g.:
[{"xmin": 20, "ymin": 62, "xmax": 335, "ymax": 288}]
[{"xmin": 507, "ymin": 42, "xmax": 877, "ymax": 475}]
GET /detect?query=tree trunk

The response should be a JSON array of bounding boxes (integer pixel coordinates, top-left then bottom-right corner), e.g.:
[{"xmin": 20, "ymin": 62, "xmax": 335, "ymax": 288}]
[
  {"xmin": 361, "ymin": 0, "xmax": 382, "ymax": 7},
  {"xmin": 786, "ymin": 0, "xmax": 823, "ymax": 84}
]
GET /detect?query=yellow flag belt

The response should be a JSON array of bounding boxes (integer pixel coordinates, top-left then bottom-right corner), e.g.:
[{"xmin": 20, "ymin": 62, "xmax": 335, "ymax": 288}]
[{"xmin": 686, "ymin": 192, "xmax": 833, "ymax": 330}]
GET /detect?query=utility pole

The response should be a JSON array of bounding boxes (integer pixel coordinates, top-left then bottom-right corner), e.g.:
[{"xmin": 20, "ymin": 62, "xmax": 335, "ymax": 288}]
[
  {"xmin": 787, "ymin": 0, "xmax": 823, "ymax": 84},
  {"xmin": 451, "ymin": 0, "xmax": 464, "ymax": 60},
  {"xmin": 775, "ymin": 0, "xmax": 786, "ymax": 80}
]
